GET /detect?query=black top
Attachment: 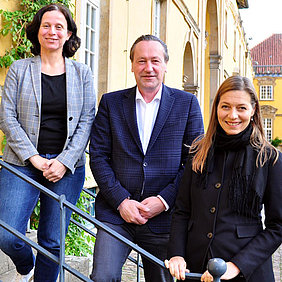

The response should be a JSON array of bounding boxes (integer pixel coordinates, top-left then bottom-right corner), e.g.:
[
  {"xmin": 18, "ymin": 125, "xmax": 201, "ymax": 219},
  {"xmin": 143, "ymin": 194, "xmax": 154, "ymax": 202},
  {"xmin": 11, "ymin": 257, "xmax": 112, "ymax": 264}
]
[{"xmin": 37, "ymin": 73, "xmax": 67, "ymax": 154}]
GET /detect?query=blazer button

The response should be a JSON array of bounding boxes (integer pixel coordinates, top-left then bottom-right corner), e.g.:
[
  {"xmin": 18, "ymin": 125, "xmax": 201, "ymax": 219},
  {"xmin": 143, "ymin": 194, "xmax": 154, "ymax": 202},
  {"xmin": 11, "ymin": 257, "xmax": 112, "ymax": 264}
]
[
  {"xmin": 215, "ymin": 183, "xmax": 221, "ymax": 189},
  {"xmin": 210, "ymin": 207, "xmax": 216, "ymax": 213},
  {"xmin": 207, "ymin": 232, "xmax": 213, "ymax": 239},
  {"xmin": 143, "ymin": 162, "xmax": 148, "ymax": 167},
  {"xmin": 69, "ymin": 117, "xmax": 73, "ymax": 121}
]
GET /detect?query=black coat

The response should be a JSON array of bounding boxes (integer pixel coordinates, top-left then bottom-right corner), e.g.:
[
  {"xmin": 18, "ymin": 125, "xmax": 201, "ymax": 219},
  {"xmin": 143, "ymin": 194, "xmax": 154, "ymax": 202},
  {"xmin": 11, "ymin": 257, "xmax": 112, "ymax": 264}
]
[{"xmin": 168, "ymin": 148, "xmax": 282, "ymax": 281}]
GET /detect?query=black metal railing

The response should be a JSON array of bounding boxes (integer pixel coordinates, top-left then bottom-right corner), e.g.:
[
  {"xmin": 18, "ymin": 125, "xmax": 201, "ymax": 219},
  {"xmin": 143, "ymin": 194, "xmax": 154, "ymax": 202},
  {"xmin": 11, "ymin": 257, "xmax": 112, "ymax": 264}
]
[
  {"xmin": 80, "ymin": 187, "xmax": 145, "ymax": 274},
  {"xmin": 0, "ymin": 159, "xmax": 226, "ymax": 281}
]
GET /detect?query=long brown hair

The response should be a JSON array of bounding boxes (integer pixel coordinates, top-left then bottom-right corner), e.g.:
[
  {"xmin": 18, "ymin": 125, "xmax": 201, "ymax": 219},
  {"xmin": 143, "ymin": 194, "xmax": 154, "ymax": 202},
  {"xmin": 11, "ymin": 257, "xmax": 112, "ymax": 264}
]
[{"xmin": 190, "ymin": 75, "xmax": 278, "ymax": 172}]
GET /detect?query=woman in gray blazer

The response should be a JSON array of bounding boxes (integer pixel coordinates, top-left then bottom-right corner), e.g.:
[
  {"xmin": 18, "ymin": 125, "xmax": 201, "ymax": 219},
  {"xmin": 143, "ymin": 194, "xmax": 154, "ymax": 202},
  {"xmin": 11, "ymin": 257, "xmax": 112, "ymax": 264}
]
[
  {"xmin": 165, "ymin": 76, "xmax": 281, "ymax": 281},
  {"xmin": 0, "ymin": 3, "xmax": 95, "ymax": 282}
]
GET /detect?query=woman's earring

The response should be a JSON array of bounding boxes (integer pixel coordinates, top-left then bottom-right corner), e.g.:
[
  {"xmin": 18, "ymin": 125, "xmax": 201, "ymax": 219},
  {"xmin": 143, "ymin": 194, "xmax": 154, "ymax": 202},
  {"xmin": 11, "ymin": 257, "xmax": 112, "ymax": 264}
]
[{"xmin": 251, "ymin": 117, "xmax": 254, "ymax": 121}]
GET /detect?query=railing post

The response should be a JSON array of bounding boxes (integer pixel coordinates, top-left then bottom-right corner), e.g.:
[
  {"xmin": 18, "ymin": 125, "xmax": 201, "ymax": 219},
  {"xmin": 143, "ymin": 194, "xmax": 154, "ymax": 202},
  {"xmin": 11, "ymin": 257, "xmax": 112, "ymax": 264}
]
[
  {"xmin": 136, "ymin": 253, "xmax": 140, "ymax": 282},
  {"xmin": 207, "ymin": 258, "xmax": 227, "ymax": 282},
  {"xmin": 59, "ymin": 194, "xmax": 66, "ymax": 282}
]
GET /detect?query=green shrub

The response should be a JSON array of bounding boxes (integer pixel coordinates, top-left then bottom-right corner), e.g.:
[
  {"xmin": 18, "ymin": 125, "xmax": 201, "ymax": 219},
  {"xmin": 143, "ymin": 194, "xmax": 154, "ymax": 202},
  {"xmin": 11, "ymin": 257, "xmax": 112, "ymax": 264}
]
[
  {"xmin": 30, "ymin": 191, "xmax": 95, "ymax": 256},
  {"xmin": 271, "ymin": 137, "xmax": 282, "ymax": 147}
]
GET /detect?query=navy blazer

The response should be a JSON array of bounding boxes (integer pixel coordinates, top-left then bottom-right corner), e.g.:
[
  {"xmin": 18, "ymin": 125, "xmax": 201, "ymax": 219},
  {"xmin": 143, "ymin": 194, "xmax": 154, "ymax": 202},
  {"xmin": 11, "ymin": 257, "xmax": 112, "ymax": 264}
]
[{"xmin": 89, "ymin": 85, "xmax": 204, "ymax": 233}]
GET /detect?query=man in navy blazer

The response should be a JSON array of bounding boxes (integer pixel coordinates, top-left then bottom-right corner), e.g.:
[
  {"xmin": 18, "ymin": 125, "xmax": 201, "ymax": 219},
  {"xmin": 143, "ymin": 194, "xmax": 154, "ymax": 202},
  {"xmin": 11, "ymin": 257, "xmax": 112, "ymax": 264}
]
[{"xmin": 89, "ymin": 35, "xmax": 204, "ymax": 282}]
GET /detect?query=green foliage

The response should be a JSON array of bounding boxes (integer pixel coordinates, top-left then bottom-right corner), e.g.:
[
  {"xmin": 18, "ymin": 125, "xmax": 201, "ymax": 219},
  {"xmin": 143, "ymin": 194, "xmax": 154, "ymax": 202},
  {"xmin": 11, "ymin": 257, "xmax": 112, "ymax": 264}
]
[
  {"xmin": 1, "ymin": 135, "xmax": 6, "ymax": 151},
  {"xmin": 0, "ymin": 0, "xmax": 72, "ymax": 68},
  {"xmin": 30, "ymin": 191, "xmax": 95, "ymax": 256},
  {"xmin": 30, "ymin": 199, "xmax": 40, "ymax": 229},
  {"xmin": 65, "ymin": 191, "xmax": 95, "ymax": 256},
  {"xmin": 271, "ymin": 137, "xmax": 282, "ymax": 148}
]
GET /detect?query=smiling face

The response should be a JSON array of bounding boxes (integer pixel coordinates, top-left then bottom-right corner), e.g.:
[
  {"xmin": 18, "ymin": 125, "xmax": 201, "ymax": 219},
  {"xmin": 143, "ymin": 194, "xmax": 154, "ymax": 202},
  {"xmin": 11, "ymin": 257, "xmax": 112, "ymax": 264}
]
[
  {"xmin": 131, "ymin": 40, "xmax": 167, "ymax": 96},
  {"xmin": 217, "ymin": 90, "xmax": 255, "ymax": 135},
  {"xmin": 38, "ymin": 10, "xmax": 71, "ymax": 55}
]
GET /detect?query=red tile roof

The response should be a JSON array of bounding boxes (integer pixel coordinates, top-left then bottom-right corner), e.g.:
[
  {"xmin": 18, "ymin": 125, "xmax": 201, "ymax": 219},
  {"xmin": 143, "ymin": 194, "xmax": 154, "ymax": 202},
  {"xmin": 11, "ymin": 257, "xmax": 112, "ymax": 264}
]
[{"xmin": 251, "ymin": 34, "xmax": 282, "ymax": 66}]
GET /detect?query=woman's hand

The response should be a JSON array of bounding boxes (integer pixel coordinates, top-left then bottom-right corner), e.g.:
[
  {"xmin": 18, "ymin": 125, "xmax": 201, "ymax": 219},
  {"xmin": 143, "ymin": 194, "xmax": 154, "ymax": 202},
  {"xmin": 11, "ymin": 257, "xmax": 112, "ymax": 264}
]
[
  {"xmin": 43, "ymin": 159, "xmax": 67, "ymax": 183},
  {"xmin": 201, "ymin": 270, "xmax": 213, "ymax": 282},
  {"xmin": 29, "ymin": 155, "xmax": 50, "ymax": 171},
  {"xmin": 220, "ymin": 262, "xmax": 240, "ymax": 280},
  {"xmin": 201, "ymin": 262, "xmax": 240, "ymax": 281},
  {"xmin": 164, "ymin": 256, "xmax": 189, "ymax": 280}
]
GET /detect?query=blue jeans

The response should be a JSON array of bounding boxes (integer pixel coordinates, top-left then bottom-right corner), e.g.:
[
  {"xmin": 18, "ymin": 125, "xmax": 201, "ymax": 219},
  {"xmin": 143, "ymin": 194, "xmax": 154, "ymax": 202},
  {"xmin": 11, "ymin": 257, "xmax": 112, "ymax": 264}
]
[
  {"xmin": 0, "ymin": 156, "xmax": 85, "ymax": 282},
  {"xmin": 90, "ymin": 222, "xmax": 173, "ymax": 282}
]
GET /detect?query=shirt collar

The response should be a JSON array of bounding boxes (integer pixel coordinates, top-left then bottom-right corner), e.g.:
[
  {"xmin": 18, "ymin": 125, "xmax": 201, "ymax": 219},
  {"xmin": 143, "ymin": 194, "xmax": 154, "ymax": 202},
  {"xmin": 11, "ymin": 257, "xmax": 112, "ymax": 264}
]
[{"xmin": 135, "ymin": 85, "xmax": 162, "ymax": 103}]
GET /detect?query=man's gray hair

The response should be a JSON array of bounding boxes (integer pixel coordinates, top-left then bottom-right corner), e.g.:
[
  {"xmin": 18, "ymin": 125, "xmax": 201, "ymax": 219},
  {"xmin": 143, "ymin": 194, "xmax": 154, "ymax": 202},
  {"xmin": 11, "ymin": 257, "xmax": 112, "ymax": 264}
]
[{"xmin": 129, "ymin": 34, "xmax": 169, "ymax": 63}]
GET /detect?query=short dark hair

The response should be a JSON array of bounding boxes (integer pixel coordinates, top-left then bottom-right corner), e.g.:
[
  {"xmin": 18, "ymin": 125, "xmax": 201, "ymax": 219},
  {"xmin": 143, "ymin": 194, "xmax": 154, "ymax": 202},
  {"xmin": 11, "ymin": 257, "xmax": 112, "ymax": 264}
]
[
  {"xmin": 129, "ymin": 34, "xmax": 169, "ymax": 63},
  {"xmin": 26, "ymin": 3, "xmax": 81, "ymax": 57}
]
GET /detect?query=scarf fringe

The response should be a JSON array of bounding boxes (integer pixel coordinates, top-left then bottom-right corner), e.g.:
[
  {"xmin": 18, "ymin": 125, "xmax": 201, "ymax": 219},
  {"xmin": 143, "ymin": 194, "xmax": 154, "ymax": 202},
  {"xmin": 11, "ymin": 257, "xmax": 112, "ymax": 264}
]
[{"xmin": 229, "ymin": 168, "xmax": 261, "ymax": 217}]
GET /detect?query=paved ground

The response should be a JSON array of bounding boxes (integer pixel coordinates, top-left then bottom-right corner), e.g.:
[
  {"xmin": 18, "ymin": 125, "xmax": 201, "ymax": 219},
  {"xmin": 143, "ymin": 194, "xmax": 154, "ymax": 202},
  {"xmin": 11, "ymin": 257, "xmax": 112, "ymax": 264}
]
[
  {"xmin": 272, "ymin": 244, "xmax": 282, "ymax": 282},
  {"xmin": 122, "ymin": 252, "xmax": 145, "ymax": 282},
  {"xmin": 0, "ymin": 245, "xmax": 281, "ymax": 281}
]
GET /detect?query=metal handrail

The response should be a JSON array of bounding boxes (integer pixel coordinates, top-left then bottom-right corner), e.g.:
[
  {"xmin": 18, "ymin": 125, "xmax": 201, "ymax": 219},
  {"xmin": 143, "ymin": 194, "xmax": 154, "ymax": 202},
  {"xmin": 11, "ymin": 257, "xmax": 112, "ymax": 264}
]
[
  {"xmin": 80, "ymin": 187, "xmax": 144, "ymax": 270},
  {"xmin": 0, "ymin": 159, "xmax": 226, "ymax": 281}
]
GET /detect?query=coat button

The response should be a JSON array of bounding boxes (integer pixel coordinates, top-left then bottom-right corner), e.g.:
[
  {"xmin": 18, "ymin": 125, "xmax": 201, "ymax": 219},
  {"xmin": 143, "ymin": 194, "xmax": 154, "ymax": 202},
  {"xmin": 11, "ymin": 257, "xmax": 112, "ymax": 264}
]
[
  {"xmin": 69, "ymin": 117, "xmax": 73, "ymax": 121},
  {"xmin": 207, "ymin": 232, "xmax": 213, "ymax": 239},
  {"xmin": 210, "ymin": 207, "xmax": 216, "ymax": 213},
  {"xmin": 215, "ymin": 183, "xmax": 221, "ymax": 189},
  {"xmin": 143, "ymin": 162, "xmax": 148, "ymax": 167}
]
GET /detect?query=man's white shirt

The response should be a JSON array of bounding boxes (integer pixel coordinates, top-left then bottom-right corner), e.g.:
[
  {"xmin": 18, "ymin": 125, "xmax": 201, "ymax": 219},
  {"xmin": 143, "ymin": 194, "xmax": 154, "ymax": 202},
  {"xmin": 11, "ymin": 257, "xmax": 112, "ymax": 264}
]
[{"xmin": 135, "ymin": 85, "xmax": 169, "ymax": 211}]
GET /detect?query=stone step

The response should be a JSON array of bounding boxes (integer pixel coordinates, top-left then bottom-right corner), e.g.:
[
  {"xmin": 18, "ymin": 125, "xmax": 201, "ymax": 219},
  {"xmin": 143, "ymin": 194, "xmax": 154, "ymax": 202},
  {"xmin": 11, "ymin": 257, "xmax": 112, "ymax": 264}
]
[
  {"xmin": 0, "ymin": 256, "xmax": 90, "ymax": 282},
  {"xmin": 0, "ymin": 230, "xmax": 90, "ymax": 282},
  {"xmin": 0, "ymin": 230, "xmax": 37, "ymax": 275}
]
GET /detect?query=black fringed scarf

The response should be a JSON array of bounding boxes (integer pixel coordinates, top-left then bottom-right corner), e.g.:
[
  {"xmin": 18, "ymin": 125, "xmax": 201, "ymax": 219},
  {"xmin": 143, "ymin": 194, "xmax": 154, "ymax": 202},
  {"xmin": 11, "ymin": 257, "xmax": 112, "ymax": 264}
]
[{"xmin": 202, "ymin": 124, "xmax": 261, "ymax": 217}]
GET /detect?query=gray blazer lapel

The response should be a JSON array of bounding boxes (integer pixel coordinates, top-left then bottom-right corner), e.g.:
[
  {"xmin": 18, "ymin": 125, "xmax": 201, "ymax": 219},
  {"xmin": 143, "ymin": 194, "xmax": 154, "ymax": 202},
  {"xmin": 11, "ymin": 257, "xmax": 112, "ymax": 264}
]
[
  {"xmin": 147, "ymin": 85, "xmax": 175, "ymax": 153},
  {"xmin": 30, "ymin": 56, "xmax": 42, "ymax": 108},
  {"xmin": 123, "ymin": 87, "xmax": 143, "ymax": 153}
]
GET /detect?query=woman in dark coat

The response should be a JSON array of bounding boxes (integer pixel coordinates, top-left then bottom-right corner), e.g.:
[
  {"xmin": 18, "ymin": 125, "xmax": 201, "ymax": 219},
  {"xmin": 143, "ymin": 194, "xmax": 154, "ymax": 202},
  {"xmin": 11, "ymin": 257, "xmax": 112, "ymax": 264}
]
[{"xmin": 165, "ymin": 76, "xmax": 282, "ymax": 281}]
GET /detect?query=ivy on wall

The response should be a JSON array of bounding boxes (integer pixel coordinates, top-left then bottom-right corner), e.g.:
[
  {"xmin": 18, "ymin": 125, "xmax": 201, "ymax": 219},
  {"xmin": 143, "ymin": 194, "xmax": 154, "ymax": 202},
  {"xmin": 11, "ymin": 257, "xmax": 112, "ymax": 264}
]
[{"xmin": 0, "ymin": 0, "xmax": 71, "ymax": 68}]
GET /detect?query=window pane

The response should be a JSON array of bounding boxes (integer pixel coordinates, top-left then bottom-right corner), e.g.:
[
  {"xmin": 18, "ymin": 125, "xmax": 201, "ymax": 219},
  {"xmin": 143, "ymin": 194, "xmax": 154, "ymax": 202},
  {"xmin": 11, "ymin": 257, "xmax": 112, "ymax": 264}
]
[
  {"xmin": 86, "ymin": 3, "xmax": 91, "ymax": 26},
  {"xmin": 91, "ymin": 30, "xmax": 96, "ymax": 52},
  {"xmin": 260, "ymin": 85, "xmax": 273, "ymax": 100},
  {"xmin": 263, "ymin": 118, "xmax": 272, "ymax": 141},
  {"xmin": 86, "ymin": 27, "xmax": 90, "ymax": 49},
  {"xmin": 154, "ymin": 0, "xmax": 160, "ymax": 37},
  {"xmin": 91, "ymin": 7, "xmax": 96, "ymax": 29},
  {"xmin": 83, "ymin": 0, "xmax": 98, "ymax": 75}
]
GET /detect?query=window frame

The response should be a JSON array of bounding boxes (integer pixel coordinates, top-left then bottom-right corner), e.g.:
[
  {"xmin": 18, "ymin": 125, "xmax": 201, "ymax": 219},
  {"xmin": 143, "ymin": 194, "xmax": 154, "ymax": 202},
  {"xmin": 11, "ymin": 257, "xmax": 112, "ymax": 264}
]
[
  {"xmin": 259, "ymin": 85, "xmax": 273, "ymax": 100},
  {"xmin": 78, "ymin": 0, "xmax": 100, "ymax": 97},
  {"xmin": 153, "ymin": 0, "xmax": 161, "ymax": 37},
  {"xmin": 263, "ymin": 118, "xmax": 273, "ymax": 142}
]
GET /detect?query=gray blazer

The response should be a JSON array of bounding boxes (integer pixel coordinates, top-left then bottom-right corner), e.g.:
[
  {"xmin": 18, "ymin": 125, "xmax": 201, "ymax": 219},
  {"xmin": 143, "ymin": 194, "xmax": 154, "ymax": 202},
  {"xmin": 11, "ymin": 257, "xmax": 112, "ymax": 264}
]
[{"xmin": 0, "ymin": 56, "xmax": 95, "ymax": 173}]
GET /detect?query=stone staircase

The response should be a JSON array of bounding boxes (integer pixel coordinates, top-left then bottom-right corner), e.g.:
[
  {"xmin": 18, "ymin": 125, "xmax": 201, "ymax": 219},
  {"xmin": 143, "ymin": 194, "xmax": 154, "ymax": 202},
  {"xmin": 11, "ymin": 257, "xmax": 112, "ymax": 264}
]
[{"xmin": 0, "ymin": 230, "xmax": 90, "ymax": 282}]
